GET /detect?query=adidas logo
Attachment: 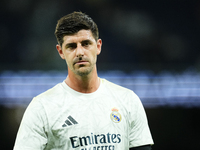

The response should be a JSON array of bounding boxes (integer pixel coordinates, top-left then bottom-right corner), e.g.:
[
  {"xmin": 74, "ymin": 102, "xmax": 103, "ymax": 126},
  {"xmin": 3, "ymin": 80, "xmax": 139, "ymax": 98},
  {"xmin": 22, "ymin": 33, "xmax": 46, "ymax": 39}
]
[{"xmin": 62, "ymin": 115, "xmax": 78, "ymax": 127}]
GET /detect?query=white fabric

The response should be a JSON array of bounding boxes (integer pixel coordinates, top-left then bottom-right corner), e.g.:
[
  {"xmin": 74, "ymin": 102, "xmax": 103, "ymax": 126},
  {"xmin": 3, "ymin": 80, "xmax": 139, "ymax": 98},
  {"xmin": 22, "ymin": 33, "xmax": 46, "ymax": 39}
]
[{"xmin": 14, "ymin": 78, "xmax": 153, "ymax": 150}]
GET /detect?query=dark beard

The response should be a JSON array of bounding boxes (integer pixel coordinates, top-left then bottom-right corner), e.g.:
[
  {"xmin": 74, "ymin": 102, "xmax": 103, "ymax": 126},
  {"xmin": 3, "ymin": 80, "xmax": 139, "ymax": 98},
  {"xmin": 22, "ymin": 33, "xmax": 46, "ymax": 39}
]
[{"xmin": 76, "ymin": 65, "xmax": 93, "ymax": 77}]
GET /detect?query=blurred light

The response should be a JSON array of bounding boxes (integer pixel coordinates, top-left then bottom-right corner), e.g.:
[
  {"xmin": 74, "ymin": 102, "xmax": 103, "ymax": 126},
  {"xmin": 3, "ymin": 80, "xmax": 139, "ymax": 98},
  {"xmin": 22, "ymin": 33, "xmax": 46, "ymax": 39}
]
[{"xmin": 0, "ymin": 70, "xmax": 200, "ymax": 108}]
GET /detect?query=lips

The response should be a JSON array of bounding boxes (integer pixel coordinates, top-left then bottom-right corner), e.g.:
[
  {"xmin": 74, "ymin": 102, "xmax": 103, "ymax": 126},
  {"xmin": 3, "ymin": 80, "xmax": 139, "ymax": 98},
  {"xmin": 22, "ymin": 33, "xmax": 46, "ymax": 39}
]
[
  {"xmin": 73, "ymin": 57, "xmax": 89, "ymax": 66},
  {"xmin": 76, "ymin": 61, "xmax": 87, "ymax": 64},
  {"xmin": 74, "ymin": 60, "xmax": 88, "ymax": 65}
]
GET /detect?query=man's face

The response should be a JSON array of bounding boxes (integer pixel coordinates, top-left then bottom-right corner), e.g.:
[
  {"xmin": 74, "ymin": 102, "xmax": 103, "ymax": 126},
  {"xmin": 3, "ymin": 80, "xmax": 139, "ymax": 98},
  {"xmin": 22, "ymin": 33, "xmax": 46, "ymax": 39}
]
[{"xmin": 57, "ymin": 30, "xmax": 102, "ymax": 77}]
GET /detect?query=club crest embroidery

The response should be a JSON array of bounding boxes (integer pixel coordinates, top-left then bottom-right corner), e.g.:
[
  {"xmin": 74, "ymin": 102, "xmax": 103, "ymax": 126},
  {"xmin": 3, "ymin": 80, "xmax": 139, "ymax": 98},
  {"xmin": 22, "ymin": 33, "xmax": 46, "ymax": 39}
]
[{"xmin": 110, "ymin": 107, "xmax": 122, "ymax": 123}]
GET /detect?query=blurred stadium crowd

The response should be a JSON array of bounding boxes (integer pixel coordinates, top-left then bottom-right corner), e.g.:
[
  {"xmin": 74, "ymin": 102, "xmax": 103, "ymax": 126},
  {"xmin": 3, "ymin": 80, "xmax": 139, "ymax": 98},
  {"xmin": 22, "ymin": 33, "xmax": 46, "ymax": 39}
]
[{"xmin": 1, "ymin": 0, "xmax": 200, "ymax": 71}]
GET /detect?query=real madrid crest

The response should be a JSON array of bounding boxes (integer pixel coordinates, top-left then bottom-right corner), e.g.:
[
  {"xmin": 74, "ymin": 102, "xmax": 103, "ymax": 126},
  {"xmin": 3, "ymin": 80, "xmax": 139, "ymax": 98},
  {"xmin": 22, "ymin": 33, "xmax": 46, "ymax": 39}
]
[{"xmin": 110, "ymin": 107, "xmax": 122, "ymax": 123}]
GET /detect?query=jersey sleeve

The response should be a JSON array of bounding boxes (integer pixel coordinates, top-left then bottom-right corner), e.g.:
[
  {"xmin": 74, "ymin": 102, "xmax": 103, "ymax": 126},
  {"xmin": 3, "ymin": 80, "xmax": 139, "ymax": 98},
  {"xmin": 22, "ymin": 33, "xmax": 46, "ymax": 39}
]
[
  {"xmin": 129, "ymin": 92, "xmax": 154, "ymax": 148},
  {"xmin": 13, "ymin": 97, "xmax": 48, "ymax": 150}
]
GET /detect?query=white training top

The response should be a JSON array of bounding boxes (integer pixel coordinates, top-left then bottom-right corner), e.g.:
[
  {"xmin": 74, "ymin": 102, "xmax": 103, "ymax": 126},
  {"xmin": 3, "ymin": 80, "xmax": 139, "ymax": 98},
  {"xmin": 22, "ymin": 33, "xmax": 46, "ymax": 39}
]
[{"xmin": 14, "ymin": 78, "xmax": 154, "ymax": 150}]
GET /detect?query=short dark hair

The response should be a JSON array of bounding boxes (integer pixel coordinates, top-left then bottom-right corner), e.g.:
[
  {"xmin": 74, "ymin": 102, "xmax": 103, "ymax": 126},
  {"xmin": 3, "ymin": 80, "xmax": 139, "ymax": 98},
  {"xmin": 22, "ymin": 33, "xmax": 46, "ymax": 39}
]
[{"xmin": 55, "ymin": 12, "xmax": 99, "ymax": 46}]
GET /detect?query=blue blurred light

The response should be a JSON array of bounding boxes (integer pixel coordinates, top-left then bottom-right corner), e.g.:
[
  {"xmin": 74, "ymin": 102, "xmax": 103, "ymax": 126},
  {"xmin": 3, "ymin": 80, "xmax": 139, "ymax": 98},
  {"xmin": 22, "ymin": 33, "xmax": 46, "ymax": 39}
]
[{"xmin": 0, "ymin": 70, "xmax": 200, "ymax": 108}]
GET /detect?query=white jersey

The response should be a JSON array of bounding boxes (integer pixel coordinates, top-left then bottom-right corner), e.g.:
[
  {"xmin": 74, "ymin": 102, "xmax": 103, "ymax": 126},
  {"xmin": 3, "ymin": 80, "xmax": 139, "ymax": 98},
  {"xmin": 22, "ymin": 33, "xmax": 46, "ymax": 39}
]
[{"xmin": 14, "ymin": 78, "xmax": 153, "ymax": 150}]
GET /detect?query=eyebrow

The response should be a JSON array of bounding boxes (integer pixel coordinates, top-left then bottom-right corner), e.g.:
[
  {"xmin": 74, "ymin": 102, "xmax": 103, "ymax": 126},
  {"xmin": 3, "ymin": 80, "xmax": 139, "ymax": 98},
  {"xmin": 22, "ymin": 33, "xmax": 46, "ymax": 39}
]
[
  {"xmin": 65, "ymin": 43, "xmax": 76, "ymax": 48},
  {"xmin": 81, "ymin": 39, "xmax": 92, "ymax": 44},
  {"xmin": 64, "ymin": 39, "xmax": 93, "ymax": 48}
]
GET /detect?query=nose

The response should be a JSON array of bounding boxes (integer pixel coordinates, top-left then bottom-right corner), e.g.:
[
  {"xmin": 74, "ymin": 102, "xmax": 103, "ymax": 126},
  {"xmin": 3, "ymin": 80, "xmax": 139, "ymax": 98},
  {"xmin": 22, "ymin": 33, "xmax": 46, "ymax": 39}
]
[{"xmin": 76, "ymin": 44, "xmax": 84, "ymax": 57}]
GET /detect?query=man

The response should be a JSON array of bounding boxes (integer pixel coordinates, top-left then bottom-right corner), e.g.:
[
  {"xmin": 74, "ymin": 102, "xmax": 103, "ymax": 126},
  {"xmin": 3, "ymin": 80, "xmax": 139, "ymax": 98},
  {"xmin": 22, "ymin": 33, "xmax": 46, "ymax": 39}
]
[{"xmin": 14, "ymin": 12, "xmax": 154, "ymax": 150}]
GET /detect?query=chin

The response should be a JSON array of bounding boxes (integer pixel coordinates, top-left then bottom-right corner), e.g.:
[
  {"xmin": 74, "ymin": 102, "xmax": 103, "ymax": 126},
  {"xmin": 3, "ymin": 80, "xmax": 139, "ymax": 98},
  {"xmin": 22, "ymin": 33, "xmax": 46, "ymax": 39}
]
[{"xmin": 76, "ymin": 67, "xmax": 93, "ymax": 77}]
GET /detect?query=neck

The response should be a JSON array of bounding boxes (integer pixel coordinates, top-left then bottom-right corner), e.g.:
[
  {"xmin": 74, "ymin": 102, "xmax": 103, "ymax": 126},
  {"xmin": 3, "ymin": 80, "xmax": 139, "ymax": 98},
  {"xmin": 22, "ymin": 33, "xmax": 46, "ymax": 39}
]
[{"xmin": 65, "ymin": 67, "xmax": 100, "ymax": 93}]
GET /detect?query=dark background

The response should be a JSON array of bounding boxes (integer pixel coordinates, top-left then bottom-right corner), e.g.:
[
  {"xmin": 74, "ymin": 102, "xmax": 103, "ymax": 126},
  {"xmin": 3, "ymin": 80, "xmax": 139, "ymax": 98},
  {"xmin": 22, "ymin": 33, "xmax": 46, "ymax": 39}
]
[{"xmin": 0, "ymin": 0, "xmax": 200, "ymax": 149}]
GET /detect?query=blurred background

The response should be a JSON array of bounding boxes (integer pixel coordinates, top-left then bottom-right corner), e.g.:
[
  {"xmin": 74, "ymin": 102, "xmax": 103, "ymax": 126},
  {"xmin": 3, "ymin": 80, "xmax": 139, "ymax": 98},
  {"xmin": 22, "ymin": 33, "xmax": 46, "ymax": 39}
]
[{"xmin": 0, "ymin": 0, "xmax": 200, "ymax": 149}]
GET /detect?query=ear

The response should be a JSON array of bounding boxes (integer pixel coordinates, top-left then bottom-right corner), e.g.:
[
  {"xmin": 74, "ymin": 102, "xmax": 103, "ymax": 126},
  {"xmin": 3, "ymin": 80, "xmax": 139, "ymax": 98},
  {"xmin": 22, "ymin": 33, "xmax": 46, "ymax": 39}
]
[
  {"xmin": 56, "ymin": 44, "xmax": 65, "ymax": 59},
  {"xmin": 96, "ymin": 39, "xmax": 102, "ymax": 55}
]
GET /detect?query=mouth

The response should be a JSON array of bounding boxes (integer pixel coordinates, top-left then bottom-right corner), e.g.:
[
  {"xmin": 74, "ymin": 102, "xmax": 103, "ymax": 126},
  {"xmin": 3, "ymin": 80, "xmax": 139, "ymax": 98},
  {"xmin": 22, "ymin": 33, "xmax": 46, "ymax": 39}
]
[{"xmin": 74, "ymin": 60, "xmax": 88, "ymax": 65}]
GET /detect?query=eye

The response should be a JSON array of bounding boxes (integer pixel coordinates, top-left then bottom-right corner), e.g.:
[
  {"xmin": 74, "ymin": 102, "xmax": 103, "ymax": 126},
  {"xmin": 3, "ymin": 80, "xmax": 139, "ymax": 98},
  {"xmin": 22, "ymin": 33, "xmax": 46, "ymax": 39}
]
[
  {"xmin": 82, "ymin": 40, "xmax": 91, "ymax": 47},
  {"xmin": 66, "ymin": 43, "xmax": 77, "ymax": 50}
]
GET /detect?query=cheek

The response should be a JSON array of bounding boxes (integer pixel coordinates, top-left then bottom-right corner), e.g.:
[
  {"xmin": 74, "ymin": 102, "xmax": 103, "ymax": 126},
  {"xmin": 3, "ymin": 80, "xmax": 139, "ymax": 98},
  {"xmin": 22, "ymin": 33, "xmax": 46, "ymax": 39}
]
[
  {"xmin": 91, "ymin": 49, "xmax": 98, "ymax": 56},
  {"xmin": 64, "ymin": 51, "xmax": 74, "ymax": 60},
  {"xmin": 63, "ymin": 54, "xmax": 71, "ymax": 65},
  {"xmin": 91, "ymin": 53, "xmax": 98, "ymax": 63}
]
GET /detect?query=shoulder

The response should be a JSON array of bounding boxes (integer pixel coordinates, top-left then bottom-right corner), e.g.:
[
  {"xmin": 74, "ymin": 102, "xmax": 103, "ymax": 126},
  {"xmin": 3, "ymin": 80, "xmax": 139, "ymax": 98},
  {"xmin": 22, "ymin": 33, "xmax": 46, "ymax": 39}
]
[
  {"xmin": 102, "ymin": 77, "xmax": 142, "ymax": 100},
  {"xmin": 27, "ymin": 82, "xmax": 65, "ymax": 110},
  {"xmin": 101, "ymin": 78, "xmax": 137, "ymax": 97},
  {"xmin": 100, "ymin": 78, "xmax": 141, "ymax": 106},
  {"xmin": 101, "ymin": 78, "xmax": 132, "ymax": 92},
  {"xmin": 35, "ymin": 82, "xmax": 64, "ymax": 100}
]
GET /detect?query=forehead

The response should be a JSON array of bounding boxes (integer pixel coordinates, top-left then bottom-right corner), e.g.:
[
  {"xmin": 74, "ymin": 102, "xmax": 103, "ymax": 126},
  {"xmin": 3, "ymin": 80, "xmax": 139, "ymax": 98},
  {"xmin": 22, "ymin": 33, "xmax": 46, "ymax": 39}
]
[{"xmin": 62, "ymin": 30, "xmax": 95, "ymax": 45}]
